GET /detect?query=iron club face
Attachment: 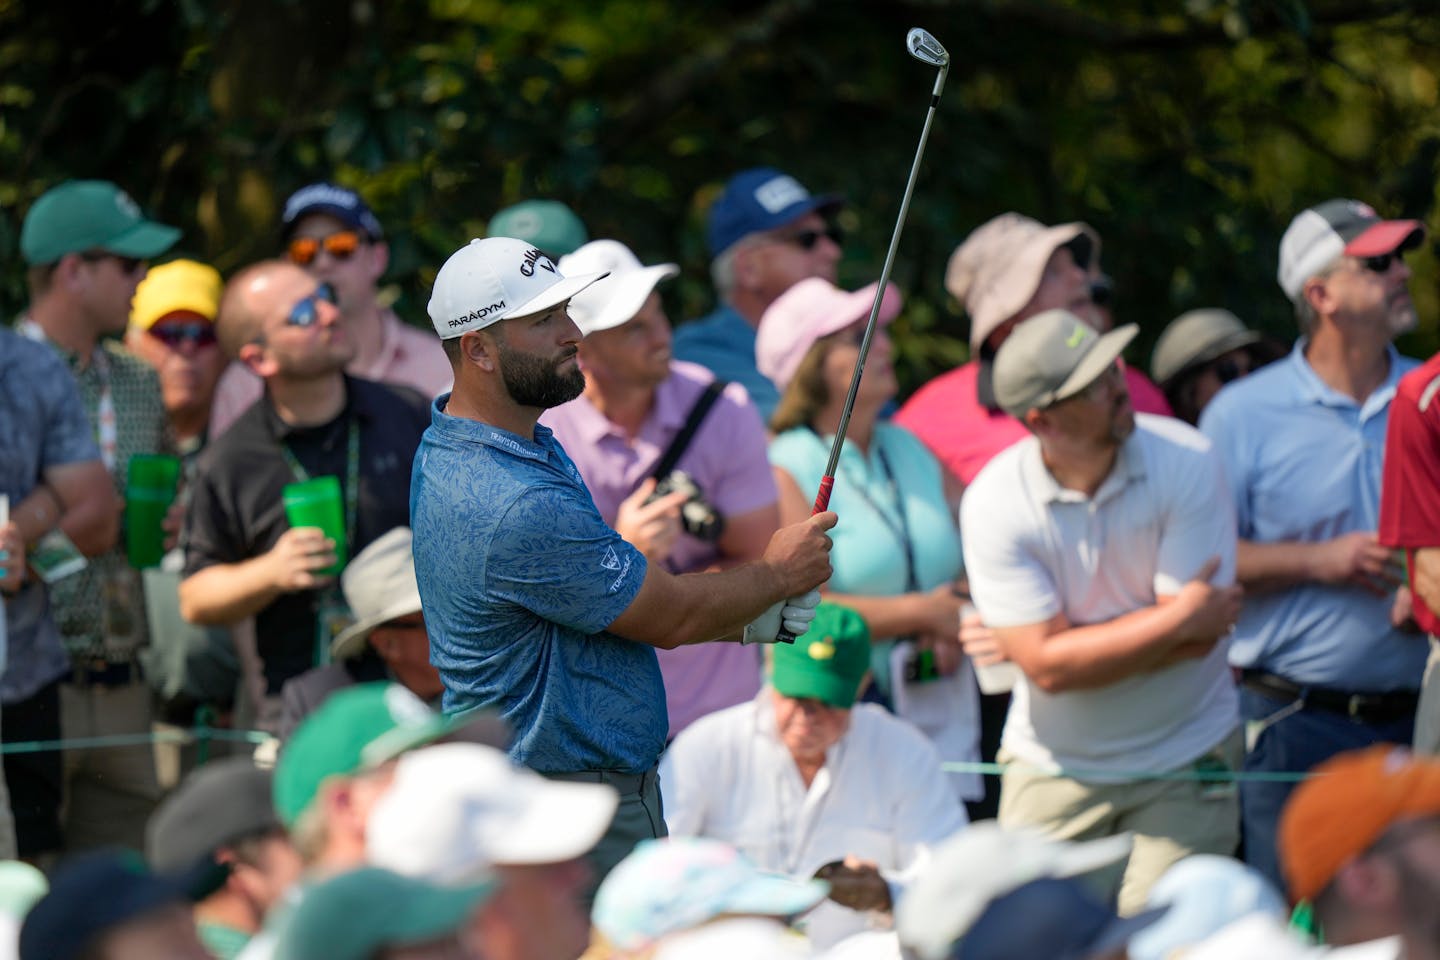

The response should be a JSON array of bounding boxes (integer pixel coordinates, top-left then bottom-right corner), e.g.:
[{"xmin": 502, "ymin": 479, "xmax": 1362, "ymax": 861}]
[{"xmin": 906, "ymin": 28, "xmax": 950, "ymax": 67}]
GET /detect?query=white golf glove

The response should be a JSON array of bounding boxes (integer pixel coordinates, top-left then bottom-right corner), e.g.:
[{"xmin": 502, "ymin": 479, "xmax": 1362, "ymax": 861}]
[{"xmin": 742, "ymin": 589, "xmax": 823, "ymax": 645}]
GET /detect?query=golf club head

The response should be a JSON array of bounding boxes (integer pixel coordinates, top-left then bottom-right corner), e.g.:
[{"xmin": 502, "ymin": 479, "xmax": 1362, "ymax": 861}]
[{"xmin": 906, "ymin": 28, "xmax": 949, "ymax": 67}]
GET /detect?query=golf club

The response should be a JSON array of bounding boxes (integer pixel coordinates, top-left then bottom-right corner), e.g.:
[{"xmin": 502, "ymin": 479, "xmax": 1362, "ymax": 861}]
[{"xmin": 777, "ymin": 27, "xmax": 950, "ymax": 643}]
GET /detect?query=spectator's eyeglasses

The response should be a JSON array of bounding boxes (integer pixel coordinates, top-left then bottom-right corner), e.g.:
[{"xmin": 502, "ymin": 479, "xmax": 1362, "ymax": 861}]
[
  {"xmin": 1212, "ymin": 356, "xmax": 1251, "ymax": 384},
  {"xmin": 148, "ymin": 322, "xmax": 217, "ymax": 348},
  {"xmin": 287, "ymin": 283, "xmax": 338, "ymax": 327},
  {"xmin": 776, "ymin": 225, "xmax": 844, "ymax": 251},
  {"xmin": 287, "ymin": 230, "xmax": 363, "ymax": 266},
  {"xmin": 79, "ymin": 251, "xmax": 144, "ymax": 274},
  {"xmin": 1361, "ymin": 252, "xmax": 1404, "ymax": 274}
]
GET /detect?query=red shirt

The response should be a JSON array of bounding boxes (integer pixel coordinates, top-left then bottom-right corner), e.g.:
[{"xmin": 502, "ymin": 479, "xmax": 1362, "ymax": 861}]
[
  {"xmin": 1379, "ymin": 351, "xmax": 1440, "ymax": 635},
  {"xmin": 895, "ymin": 360, "xmax": 1173, "ymax": 486}
]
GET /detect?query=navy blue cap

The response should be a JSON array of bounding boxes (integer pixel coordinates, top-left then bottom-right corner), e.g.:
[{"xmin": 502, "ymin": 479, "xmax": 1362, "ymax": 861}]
[
  {"xmin": 706, "ymin": 167, "xmax": 842, "ymax": 257},
  {"xmin": 281, "ymin": 182, "xmax": 384, "ymax": 240},
  {"xmin": 956, "ymin": 878, "xmax": 1167, "ymax": 960},
  {"xmin": 20, "ymin": 849, "xmax": 198, "ymax": 960}
]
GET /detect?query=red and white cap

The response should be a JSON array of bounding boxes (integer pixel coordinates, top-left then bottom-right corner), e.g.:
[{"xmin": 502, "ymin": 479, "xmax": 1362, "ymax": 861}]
[
  {"xmin": 427, "ymin": 236, "xmax": 608, "ymax": 339},
  {"xmin": 1277, "ymin": 198, "xmax": 1425, "ymax": 302}
]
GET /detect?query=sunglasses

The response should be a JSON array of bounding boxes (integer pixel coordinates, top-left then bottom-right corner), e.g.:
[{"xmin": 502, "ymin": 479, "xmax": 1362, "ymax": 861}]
[
  {"xmin": 287, "ymin": 230, "xmax": 364, "ymax": 266},
  {"xmin": 148, "ymin": 322, "xmax": 217, "ymax": 348},
  {"xmin": 1212, "ymin": 356, "xmax": 1251, "ymax": 384},
  {"xmin": 287, "ymin": 283, "xmax": 338, "ymax": 327},
  {"xmin": 776, "ymin": 225, "xmax": 844, "ymax": 251},
  {"xmin": 80, "ymin": 251, "xmax": 144, "ymax": 274}
]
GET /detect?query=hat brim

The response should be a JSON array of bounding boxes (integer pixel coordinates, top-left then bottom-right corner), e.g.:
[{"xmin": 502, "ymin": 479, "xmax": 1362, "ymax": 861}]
[
  {"xmin": 331, "ymin": 597, "xmax": 424, "ymax": 661},
  {"xmin": 104, "ymin": 221, "xmax": 182, "ymax": 260},
  {"xmin": 499, "ymin": 270, "xmax": 609, "ymax": 328},
  {"xmin": 486, "ymin": 778, "xmax": 619, "ymax": 865},
  {"xmin": 966, "ymin": 222, "xmax": 1100, "ymax": 350},
  {"xmin": 1082, "ymin": 905, "xmax": 1168, "ymax": 960},
  {"xmin": 722, "ymin": 875, "xmax": 830, "ymax": 920},
  {"xmin": 1049, "ymin": 324, "xmax": 1139, "ymax": 407},
  {"xmin": 573, "ymin": 263, "xmax": 679, "ymax": 335},
  {"xmin": 1162, "ymin": 329, "xmax": 1262, "ymax": 385},
  {"xmin": 771, "ymin": 673, "xmax": 861, "ymax": 709},
  {"xmin": 1344, "ymin": 220, "xmax": 1425, "ymax": 258}
]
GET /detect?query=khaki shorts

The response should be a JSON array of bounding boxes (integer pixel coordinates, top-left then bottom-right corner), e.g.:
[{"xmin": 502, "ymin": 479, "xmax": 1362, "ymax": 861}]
[{"xmin": 999, "ymin": 728, "xmax": 1242, "ymax": 915}]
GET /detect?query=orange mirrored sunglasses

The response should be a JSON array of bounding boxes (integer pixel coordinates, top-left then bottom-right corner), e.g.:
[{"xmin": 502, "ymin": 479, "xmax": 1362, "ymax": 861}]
[{"xmin": 287, "ymin": 230, "xmax": 363, "ymax": 266}]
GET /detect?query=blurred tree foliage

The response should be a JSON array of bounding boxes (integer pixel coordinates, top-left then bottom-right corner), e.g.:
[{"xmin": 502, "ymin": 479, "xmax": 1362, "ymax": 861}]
[{"xmin": 3, "ymin": 0, "xmax": 1440, "ymax": 395}]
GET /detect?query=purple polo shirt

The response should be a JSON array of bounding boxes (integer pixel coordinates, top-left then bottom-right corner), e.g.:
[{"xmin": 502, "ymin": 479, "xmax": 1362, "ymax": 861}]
[{"xmin": 542, "ymin": 361, "xmax": 778, "ymax": 737}]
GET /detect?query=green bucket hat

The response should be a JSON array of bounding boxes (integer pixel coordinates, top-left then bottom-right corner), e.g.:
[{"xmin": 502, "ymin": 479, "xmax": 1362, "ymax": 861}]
[
  {"xmin": 770, "ymin": 602, "xmax": 871, "ymax": 708},
  {"xmin": 488, "ymin": 199, "xmax": 589, "ymax": 257},
  {"xmin": 273, "ymin": 867, "xmax": 496, "ymax": 960},
  {"xmin": 272, "ymin": 682, "xmax": 458, "ymax": 827},
  {"xmin": 20, "ymin": 180, "xmax": 180, "ymax": 266}
]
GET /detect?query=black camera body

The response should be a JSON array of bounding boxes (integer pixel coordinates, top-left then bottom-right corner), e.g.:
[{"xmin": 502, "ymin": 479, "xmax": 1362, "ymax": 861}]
[{"xmin": 648, "ymin": 470, "xmax": 725, "ymax": 543}]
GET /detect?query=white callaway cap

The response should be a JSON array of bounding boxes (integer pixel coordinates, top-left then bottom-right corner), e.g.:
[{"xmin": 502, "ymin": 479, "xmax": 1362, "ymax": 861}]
[{"xmin": 427, "ymin": 236, "xmax": 608, "ymax": 339}]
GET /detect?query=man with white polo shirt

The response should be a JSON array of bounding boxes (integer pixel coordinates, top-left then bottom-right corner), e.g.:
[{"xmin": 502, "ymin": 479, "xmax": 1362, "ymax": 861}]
[
  {"xmin": 961, "ymin": 309, "xmax": 1243, "ymax": 913},
  {"xmin": 542, "ymin": 239, "xmax": 779, "ymax": 738}
]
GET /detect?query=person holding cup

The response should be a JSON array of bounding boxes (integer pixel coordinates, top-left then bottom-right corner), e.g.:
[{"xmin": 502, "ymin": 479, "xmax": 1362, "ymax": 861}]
[{"xmin": 178, "ymin": 259, "xmax": 429, "ymax": 722}]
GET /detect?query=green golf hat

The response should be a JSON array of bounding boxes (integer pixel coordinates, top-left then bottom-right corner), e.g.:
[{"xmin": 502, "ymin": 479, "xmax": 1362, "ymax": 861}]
[
  {"xmin": 272, "ymin": 682, "xmax": 458, "ymax": 828},
  {"xmin": 274, "ymin": 867, "xmax": 496, "ymax": 960},
  {"xmin": 488, "ymin": 199, "xmax": 589, "ymax": 257},
  {"xmin": 770, "ymin": 603, "xmax": 871, "ymax": 708},
  {"xmin": 20, "ymin": 180, "xmax": 180, "ymax": 266}
]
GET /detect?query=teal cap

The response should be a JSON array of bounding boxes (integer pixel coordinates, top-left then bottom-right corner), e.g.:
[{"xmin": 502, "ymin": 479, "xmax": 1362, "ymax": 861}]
[
  {"xmin": 770, "ymin": 602, "xmax": 871, "ymax": 708},
  {"xmin": 273, "ymin": 868, "xmax": 496, "ymax": 960},
  {"xmin": 489, "ymin": 199, "xmax": 589, "ymax": 257},
  {"xmin": 20, "ymin": 180, "xmax": 180, "ymax": 266}
]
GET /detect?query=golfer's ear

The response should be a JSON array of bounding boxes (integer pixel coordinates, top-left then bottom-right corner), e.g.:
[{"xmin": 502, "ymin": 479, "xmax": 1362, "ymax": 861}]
[{"xmin": 462, "ymin": 330, "xmax": 498, "ymax": 372}]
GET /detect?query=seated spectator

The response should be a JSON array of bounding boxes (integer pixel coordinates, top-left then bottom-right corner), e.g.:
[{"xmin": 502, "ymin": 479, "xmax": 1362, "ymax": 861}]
[
  {"xmin": 1278, "ymin": 745, "xmax": 1440, "ymax": 951},
  {"xmin": 146, "ymin": 757, "xmax": 301, "ymax": 959},
  {"xmin": 660, "ymin": 603, "xmax": 967, "ymax": 950},
  {"xmin": 366, "ymin": 742, "xmax": 619, "ymax": 960},
  {"xmin": 1126, "ymin": 855, "xmax": 1288, "ymax": 960},
  {"xmin": 759, "ymin": 276, "xmax": 981, "ymax": 806},
  {"xmin": 895, "ymin": 212, "xmax": 1171, "ymax": 487},
  {"xmin": 19, "ymin": 849, "xmax": 210, "ymax": 960},
  {"xmin": 591, "ymin": 837, "xmax": 828, "ymax": 956},
  {"xmin": 544, "ymin": 239, "xmax": 779, "ymax": 739},
  {"xmin": 210, "ymin": 183, "xmax": 451, "ymax": 437},
  {"xmin": 488, "ymin": 199, "xmax": 589, "ymax": 258},
  {"xmin": 278, "ymin": 527, "xmax": 440, "ymax": 740},
  {"xmin": 1150, "ymin": 309, "xmax": 1264, "ymax": 425},
  {"xmin": 126, "ymin": 259, "xmax": 228, "ymax": 461},
  {"xmin": 896, "ymin": 821, "xmax": 1134, "ymax": 960},
  {"xmin": 272, "ymin": 867, "xmax": 496, "ymax": 960}
]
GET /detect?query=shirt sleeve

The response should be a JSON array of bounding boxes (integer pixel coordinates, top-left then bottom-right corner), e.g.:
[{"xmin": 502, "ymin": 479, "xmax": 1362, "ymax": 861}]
[
  {"xmin": 1380, "ymin": 380, "xmax": 1440, "ymax": 548},
  {"xmin": 1153, "ymin": 439, "xmax": 1238, "ymax": 594},
  {"xmin": 1197, "ymin": 395, "xmax": 1253, "ymax": 538},
  {"xmin": 39, "ymin": 350, "xmax": 102, "ymax": 470},
  {"xmin": 959, "ymin": 471, "xmax": 1061, "ymax": 628},
  {"xmin": 181, "ymin": 461, "xmax": 246, "ymax": 576},
  {"xmin": 486, "ymin": 483, "xmax": 648, "ymax": 636}
]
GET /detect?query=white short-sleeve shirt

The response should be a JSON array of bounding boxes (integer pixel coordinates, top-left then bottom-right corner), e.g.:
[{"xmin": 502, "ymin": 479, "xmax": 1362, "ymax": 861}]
[{"xmin": 960, "ymin": 414, "xmax": 1239, "ymax": 779}]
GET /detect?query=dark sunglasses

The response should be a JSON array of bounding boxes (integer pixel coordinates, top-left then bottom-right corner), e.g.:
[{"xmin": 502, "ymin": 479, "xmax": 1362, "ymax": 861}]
[
  {"xmin": 778, "ymin": 225, "xmax": 844, "ymax": 251},
  {"xmin": 1360, "ymin": 233, "xmax": 1423, "ymax": 274},
  {"xmin": 287, "ymin": 230, "xmax": 364, "ymax": 266},
  {"xmin": 1212, "ymin": 356, "xmax": 1251, "ymax": 384},
  {"xmin": 148, "ymin": 322, "xmax": 217, "ymax": 348},
  {"xmin": 287, "ymin": 283, "xmax": 338, "ymax": 327},
  {"xmin": 79, "ymin": 251, "xmax": 144, "ymax": 274}
]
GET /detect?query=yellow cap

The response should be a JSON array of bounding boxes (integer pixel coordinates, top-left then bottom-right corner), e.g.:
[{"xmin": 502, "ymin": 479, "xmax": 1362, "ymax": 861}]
[{"xmin": 130, "ymin": 259, "xmax": 222, "ymax": 331}]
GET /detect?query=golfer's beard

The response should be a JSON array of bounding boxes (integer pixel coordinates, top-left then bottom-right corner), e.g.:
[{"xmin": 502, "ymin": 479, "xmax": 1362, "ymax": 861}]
[{"xmin": 498, "ymin": 343, "xmax": 585, "ymax": 409}]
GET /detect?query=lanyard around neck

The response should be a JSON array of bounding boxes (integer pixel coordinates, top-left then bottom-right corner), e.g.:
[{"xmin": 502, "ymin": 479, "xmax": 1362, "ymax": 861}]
[
  {"xmin": 816, "ymin": 428, "xmax": 920, "ymax": 593},
  {"xmin": 279, "ymin": 418, "xmax": 360, "ymax": 554}
]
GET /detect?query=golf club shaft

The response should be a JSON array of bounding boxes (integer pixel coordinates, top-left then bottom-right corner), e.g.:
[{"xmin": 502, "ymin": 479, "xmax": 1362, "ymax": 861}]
[{"xmin": 777, "ymin": 51, "xmax": 948, "ymax": 644}]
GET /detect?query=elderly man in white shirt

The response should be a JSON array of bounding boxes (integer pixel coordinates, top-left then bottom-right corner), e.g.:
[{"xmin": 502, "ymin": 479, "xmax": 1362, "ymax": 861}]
[
  {"xmin": 960, "ymin": 309, "xmax": 1244, "ymax": 914},
  {"xmin": 660, "ymin": 603, "xmax": 967, "ymax": 951}
]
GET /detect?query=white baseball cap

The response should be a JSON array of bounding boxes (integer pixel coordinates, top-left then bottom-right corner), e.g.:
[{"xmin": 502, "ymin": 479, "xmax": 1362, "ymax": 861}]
[
  {"xmin": 895, "ymin": 822, "xmax": 1134, "ymax": 960},
  {"xmin": 427, "ymin": 236, "xmax": 608, "ymax": 339},
  {"xmin": 557, "ymin": 239, "xmax": 679, "ymax": 336},
  {"xmin": 365, "ymin": 743, "xmax": 618, "ymax": 881}
]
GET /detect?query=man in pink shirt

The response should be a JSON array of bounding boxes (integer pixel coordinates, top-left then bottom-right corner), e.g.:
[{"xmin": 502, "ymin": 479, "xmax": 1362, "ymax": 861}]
[
  {"xmin": 896, "ymin": 213, "xmax": 1170, "ymax": 486},
  {"xmin": 209, "ymin": 183, "xmax": 452, "ymax": 436},
  {"xmin": 542, "ymin": 239, "xmax": 780, "ymax": 738}
]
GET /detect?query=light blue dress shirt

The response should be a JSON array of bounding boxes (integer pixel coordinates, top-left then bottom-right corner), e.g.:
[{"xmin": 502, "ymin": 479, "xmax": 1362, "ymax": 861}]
[{"xmin": 673, "ymin": 305, "xmax": 781, "ymax": 421}]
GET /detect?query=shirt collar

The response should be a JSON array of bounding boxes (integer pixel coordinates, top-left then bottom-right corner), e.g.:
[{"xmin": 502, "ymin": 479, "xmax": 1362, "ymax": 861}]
[
  {"xmin": 431, "ymin": 393, "xmax": 554, "ymax": 463},
  {"xmin": 261, "ymin": 375, "xmax": 361, "ymax": 441},
  {"xmin": 1021, "ymin": 428, "xmax": 1147, "ymax": 505},
  {"xmin": 562, "ymin": 366, "xmax": 690, "ymax": 447},
  {"xmin": 1288, "ymin": 338, "xmax": 1406, "ymax": 412}
]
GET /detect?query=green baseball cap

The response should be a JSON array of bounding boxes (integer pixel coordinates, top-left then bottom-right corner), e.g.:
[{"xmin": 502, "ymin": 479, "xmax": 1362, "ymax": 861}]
[
  {"xmin": 20, "ymin": 180, "xmax": 180, "ymax": 266},
  {"xmin": 488, "ymin": 199, "xmax": 589, "ymax": 257},
  {"xmin": 273, "ymin": 867, "xmax": 496, "ymax": 960},
  {"xmin": 993, "ymin": 310, "xmax": 1138, "ymax": 419},
  {"xmin": 770, "ymin": 603, "xmax": 871, "ymax": 708},
  {"xmin": 272, "ymin": 682, "xmax": 458, "ymax": 827}
]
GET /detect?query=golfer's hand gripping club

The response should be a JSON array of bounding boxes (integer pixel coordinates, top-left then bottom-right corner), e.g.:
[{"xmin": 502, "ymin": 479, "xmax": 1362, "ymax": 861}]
[{"xmin": 743, "ymin": 589, "xmax": 824, "ymax": 645}]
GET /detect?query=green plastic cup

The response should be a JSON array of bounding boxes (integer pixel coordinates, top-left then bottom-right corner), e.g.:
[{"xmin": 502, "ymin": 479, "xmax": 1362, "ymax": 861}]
[
  {"xmin": 282, "ymin": 476, "xmax": 347, "ymax": 577},
  {"xmin": 125, "ymin": 454, "xmax": 181, "ymax": 569}
]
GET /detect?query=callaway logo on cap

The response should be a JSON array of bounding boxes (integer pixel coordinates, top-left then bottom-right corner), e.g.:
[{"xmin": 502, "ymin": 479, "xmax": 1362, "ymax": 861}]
[{"xmin": 427, "ymin": 237, "xmax": 609, "ymax": 340}]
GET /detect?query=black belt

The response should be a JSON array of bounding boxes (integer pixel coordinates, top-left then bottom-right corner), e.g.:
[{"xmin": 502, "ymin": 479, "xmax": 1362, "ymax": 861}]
[
  {"xmin": 543, "ymin": 767, "xmax": 657, "ymax": 797},
  {"xmin": 70, "ymin": 659, "xmax": 135, "ymax": 689},
  {"xmin": 1241, "ymin": 670, "xmax": 1419, "ymax": 725}
]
